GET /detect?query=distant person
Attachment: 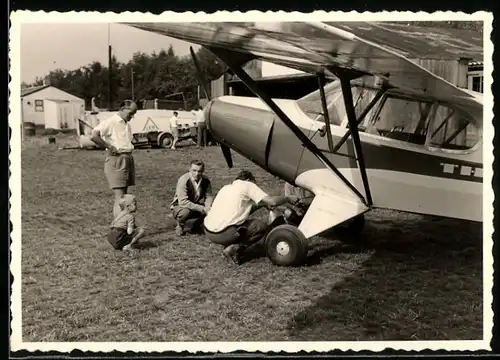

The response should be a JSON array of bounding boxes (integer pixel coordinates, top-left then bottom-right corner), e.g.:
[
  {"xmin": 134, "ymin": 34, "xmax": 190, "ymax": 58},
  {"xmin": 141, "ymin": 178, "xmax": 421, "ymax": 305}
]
[
  {"xmin": 203, "ymin": 170, "xmax": 300, "ymax": 265},
  {"xmin": 107, "ymin": 194, "xmax": 145, "ymax": 251},
  {"xmin": 169, "ymin": 111, "xmax": 179, "ymax": 150},
  {"xmin": 192, "ymin": 106, "xmax": 207, "ymax": 147},
  {"xmin": 170, "ymin": 160, "xmax": 214, "ymax": 236},
  {"xmin": 282, "ymin": 182, "xmax": 315, "ymax": 226},
  {"xmin": 91, "ymin": 99, "xmax": 138, "ymax": 219}
]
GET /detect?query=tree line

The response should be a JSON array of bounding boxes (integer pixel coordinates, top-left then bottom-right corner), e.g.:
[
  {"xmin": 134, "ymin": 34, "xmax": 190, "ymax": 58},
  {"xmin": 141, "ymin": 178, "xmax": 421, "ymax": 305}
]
[{"xmin": 22, "ymin": 45, "xmax": 225, "ymax": 111}]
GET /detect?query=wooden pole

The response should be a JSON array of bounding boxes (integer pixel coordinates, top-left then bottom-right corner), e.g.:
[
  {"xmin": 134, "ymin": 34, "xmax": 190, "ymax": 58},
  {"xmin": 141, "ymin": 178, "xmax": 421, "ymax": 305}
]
[
  {"xmin": 108, "ymin": 24, "xmax": 112, "ymax": 109},
  {"xmin": 108, "ymin": 45, "xmax": 112, "ymax": 110},
  {"xmin": 131, "ymin": 68, "xmax": 135, "ymax": 101},
  {"xmin": 21, "ymin": 98, "xmax": 24, "ymax": 142}
]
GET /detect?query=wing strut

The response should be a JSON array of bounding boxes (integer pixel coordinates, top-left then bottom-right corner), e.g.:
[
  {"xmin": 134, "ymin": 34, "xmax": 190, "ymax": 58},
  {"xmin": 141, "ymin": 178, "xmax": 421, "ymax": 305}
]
[
  {"xmin": 207, "ymin": 46, "xmax": 368, "ymax": 206},
  {"xmin": 336, "ymin": 70, "xmax": 374, "ymax": 206},
  {"xmin": 317, "ymin": 71, "xmax": 334, "ymax": 152}
]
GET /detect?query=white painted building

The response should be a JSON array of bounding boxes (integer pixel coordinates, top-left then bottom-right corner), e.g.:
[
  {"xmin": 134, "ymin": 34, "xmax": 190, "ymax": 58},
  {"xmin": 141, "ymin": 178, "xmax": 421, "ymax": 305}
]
[
  {"xmin": 260, "ymin": 61, "xmax": 304, "ymax": 78},
  {"xmin": 21, "ymin": 85, "xmax": 85, "ymax": 130}
]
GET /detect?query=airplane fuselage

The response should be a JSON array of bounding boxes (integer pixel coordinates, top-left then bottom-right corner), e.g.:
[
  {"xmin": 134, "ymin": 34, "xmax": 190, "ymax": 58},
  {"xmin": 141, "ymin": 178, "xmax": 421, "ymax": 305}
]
[{"xmin": 205, "ymin": 95, "xmax": 483, "ymax": 223}]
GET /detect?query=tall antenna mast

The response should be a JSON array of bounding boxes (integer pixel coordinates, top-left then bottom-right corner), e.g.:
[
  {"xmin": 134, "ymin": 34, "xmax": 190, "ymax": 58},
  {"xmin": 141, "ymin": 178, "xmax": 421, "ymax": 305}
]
[{"xmin": 108, "ymin": 23, "xmax": 113, "ymax": 110}]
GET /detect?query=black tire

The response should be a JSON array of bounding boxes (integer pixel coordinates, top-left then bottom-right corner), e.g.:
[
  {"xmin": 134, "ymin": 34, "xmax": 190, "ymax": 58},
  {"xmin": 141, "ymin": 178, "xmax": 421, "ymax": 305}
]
[
  {"xmin": 147, "ymin": 131, "xmax": 161, "ymax": 148},
  {"xmin": 265, "ymin": 224, "xmax": 308, "ymax": 266},
  {"xmin": 159, "ymin": 133, "xmax": 174, "ymax": 148}
]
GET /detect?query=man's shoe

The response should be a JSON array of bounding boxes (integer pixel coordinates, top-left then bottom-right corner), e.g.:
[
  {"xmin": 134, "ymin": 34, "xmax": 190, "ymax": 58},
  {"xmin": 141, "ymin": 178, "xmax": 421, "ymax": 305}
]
[
  {"xmin": 175, "ymin": 225, "xmax": 185, "ymax": 236},
  {"xmin": 222, "ymin": 244, "xmax": 241, "ymax": 265}
]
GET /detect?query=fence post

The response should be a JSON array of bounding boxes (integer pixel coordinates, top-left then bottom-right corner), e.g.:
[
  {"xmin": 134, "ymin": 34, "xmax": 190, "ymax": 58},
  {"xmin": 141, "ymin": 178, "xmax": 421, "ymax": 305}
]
[{"xmin": 154, "ymin": 98, "xmax": 158, "ymax": 110}]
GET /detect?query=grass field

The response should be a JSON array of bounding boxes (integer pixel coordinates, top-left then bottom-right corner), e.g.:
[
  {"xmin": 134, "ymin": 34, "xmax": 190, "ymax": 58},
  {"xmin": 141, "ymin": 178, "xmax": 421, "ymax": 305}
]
[{"xmin": 20, "ymin": 135, "xmax": 484, "ymax": 342}]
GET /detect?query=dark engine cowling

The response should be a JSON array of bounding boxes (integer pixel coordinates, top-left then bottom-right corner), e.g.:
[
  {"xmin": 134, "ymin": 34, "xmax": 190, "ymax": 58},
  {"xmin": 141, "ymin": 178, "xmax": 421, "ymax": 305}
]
[{"xmin": 204, "ymin": 98, "xmax": 307, "ymax": 184}]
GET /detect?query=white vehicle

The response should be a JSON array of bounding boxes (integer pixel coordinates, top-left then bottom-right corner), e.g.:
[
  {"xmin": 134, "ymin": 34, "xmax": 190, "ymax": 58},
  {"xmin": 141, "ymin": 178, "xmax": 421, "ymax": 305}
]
[{"xmin": 78, "ymin": 109, "xmax": 199, "ymax": 149}]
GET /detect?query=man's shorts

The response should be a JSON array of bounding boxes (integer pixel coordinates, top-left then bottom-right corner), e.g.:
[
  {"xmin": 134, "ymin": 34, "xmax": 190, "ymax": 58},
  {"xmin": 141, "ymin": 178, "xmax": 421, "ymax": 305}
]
[
  {"xmin": 171, "ymin": 127, "xmax": 179, "ymax": 138},
  {"xmin": 104, "ymin": 153, "xmax": 135, "ymax": 189}
]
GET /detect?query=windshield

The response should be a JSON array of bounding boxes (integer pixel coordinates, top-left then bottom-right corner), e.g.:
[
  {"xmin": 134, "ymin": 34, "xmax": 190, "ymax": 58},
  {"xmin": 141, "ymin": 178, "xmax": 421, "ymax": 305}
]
[{"xmin": 296, "ymin": 79, "xmax": 380, "ymax": 126}]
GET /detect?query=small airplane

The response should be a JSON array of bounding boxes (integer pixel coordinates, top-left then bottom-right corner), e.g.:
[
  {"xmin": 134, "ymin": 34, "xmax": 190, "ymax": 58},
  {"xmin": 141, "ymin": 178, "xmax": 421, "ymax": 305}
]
[{"xmin": 125, "ymin": 21, "xmax": 484, "ymax": 266}]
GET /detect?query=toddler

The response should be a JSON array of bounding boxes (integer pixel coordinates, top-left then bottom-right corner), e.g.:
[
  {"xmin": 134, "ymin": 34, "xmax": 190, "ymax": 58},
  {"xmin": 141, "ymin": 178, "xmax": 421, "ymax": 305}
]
[{"xmin": 107, "ymin": 194, "xmax": 144, "ymax": 251}]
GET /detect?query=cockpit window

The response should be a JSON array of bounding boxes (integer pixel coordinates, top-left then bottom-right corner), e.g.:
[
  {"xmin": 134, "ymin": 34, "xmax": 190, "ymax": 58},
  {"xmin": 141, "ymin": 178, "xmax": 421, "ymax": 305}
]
[
  {"xmin": 426, "ymin": 104, "xmax": 479, "ymax": 151},
  {"xmin": 297, "ymin": 78, "xmax": 480, "ymax": 152},
  {"xmin": 357, "ymin": 94, "xmax": 480, "ymax": 151},
  {"xmin": 358, "ymin": 96, "xmax": 433, "ymax": 144}
]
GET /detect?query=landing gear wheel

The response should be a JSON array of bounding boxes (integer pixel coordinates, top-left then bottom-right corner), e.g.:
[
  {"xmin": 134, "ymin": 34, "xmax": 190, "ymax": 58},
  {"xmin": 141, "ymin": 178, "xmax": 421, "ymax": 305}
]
[
  {"xmin": 159, "ymin": 134, "xmax": 174, "ymax": 149},
  {"xmin": 265, "ymin": 224, "xmax": 308, "ymax": 266}
]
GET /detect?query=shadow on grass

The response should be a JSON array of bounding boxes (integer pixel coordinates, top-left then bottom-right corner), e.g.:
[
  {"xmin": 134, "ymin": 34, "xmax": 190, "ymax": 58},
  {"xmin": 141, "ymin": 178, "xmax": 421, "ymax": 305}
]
[
  {"xmin": 286, "ymin": 215, "xmax": 483, "ymax": 341},
  {"xmin": 304, "ymin": 242, "xmax": 367, "ymax": 267},
  {"xmin": 237, "ymin": 229, "xmax": 368, "ymax": 267},
  {"xmin": 134, "ymin": 240, "xmax": 159, "ymax": 250}
]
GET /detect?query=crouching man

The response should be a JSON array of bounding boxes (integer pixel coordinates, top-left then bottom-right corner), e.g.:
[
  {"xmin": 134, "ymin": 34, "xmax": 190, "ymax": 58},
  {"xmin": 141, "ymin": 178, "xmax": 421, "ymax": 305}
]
[
  {"xmin": 170, "ymin": 160, "xmax": 213, "ymax": 236},
  {"xmin": 203, "ymin": 170, "xmax": 299, "ymax": 265}
]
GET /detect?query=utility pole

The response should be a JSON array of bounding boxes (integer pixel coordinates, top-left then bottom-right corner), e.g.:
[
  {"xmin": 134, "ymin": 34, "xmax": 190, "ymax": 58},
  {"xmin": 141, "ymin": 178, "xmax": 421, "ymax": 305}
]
[
  {"xmin": 21, "ymin": 98, "xmax": 24, "ymax": 142},
  {"xmin": 108, "ymin": 24, "xmax": 113, "ymax": 110},
  {"xmin": 131, "ymin": 68, "xmax": 135, "ymax": 101}
]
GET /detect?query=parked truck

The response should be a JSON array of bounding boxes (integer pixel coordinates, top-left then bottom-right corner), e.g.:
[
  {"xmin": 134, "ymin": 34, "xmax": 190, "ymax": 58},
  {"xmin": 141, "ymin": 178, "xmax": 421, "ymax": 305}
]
[{"xmin": 78, "ymin": 108, "xmax": 199, "ymax": 149}]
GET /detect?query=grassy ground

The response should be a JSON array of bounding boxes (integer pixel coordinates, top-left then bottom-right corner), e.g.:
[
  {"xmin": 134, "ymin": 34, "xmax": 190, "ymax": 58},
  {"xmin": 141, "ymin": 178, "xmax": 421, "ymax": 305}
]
[{"xmin": 20, "ymin": 135, "xmax": 484, "ymax": 342}]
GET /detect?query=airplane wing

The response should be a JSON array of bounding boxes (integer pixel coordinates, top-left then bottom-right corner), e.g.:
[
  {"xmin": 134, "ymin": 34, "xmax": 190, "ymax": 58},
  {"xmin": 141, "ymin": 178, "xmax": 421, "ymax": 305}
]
[{"xmin": 125, "ymin": 21, "xmax": 482, "ymax": 121}]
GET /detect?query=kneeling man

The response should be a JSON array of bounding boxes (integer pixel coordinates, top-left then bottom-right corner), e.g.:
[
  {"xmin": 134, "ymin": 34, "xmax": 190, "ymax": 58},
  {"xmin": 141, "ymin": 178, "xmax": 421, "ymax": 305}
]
[
  {"xmin": 170, "ymin": 160, "xmax": 213, "ymax": 235},
  {"xmin": 203, "ymin": 170, "xmax": 299, "ymax": 264}
]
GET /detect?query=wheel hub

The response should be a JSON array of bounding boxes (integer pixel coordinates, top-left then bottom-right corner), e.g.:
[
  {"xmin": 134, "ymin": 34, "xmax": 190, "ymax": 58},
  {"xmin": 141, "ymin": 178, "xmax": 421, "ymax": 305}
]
[{"xmin": 276, "ymin": 241, "xmax": 290, "ymax": 256}]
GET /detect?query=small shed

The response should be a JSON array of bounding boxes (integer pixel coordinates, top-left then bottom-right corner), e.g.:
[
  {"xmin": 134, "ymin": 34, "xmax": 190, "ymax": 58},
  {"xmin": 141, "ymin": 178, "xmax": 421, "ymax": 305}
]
[{"xmin": 21, "ymin": 85, "xmax": 85, "ymax": 131}]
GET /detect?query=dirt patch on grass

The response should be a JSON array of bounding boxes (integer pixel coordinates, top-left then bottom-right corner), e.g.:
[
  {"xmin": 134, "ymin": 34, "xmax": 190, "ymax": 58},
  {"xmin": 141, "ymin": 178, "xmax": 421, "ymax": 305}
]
[{"xmin": 19, "ymin": 142, "xmax": 483, "ymax": 342}]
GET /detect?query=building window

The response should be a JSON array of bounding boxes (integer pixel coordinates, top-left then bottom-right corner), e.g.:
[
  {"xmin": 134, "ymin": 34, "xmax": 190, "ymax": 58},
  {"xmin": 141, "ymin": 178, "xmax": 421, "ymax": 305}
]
[
  {"xmin": 34, "ymin": 100, "xmax": 44, "ymax": 112},
  {"xmin": 467, "ymin": 69, "xmax": 484, "ymax": 93},
  {"xmin": 472, "ymin": 76, "xmax": 483, "ymax": 93}
]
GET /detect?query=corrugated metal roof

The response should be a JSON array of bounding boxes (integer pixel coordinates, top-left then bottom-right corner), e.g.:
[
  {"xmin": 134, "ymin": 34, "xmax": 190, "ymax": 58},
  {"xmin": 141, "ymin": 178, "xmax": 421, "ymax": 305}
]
[
  {"xmin": 469, "ymin": 60, "xmax": 483, "ymax": 65},
  {"xmin": 328, "ymin": 22, "xmax": 483, "ymax": 61},
  {"xmin": 21, "ymin": 85, "xmax": 50, "ymax": 97}
]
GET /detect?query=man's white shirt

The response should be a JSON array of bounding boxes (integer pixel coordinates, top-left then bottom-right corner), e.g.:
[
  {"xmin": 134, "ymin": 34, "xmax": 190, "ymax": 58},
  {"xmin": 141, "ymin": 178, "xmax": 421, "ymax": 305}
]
[
  {"xmin": 192, "ymin": 109, "xmax": 205, "ymax": 123},
  {"xmin": 169, "ymin": 115, "xmax": 179, "ymax": 128},
  {"xmin": 204, "ymin": 180, "xmax": 268, "ymax": 232},
  {"xmin": 93, "ymin": 113, "xmax": 134, "ymax": 153}
]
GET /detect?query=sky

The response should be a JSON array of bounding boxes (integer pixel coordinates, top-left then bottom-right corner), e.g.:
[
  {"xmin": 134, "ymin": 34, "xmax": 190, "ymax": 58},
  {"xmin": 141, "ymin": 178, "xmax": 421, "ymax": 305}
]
[{"xmin": 20, "ymin": 23, "xmax": 199, "ymax": 83}]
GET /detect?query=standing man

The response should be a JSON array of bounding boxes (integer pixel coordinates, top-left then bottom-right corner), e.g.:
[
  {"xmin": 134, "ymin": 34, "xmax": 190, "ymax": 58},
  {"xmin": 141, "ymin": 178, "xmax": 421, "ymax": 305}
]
[
  {"xmin": 192, "ymin": 106, "xmax": 207, "ymax": 147},
  {"xmin": 170, "ymin": 160, "xmax": 214, "ymax": 236},
  {"xmin": 91, "ymin": 100, "xmax": 138, "ymax": 219},
  {"xmin": 169, "ymin": 111, "xmax": 179, "ymax": 150},
  {"xmin": 203, "ymin": 170, "xmax": 300, "ymax": 264}
]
